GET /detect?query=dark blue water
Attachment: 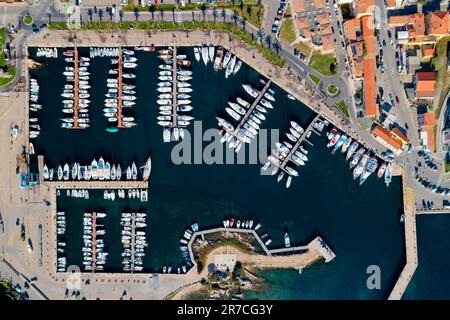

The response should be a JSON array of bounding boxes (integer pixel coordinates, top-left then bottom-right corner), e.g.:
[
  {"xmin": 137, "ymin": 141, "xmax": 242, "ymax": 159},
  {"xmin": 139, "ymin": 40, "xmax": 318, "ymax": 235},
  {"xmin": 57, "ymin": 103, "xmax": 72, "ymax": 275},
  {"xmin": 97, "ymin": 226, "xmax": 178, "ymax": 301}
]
[
  {"xmin": 403, "ymin": 214, "xmax": 450, "ymax": 299},
  {"xmin": 29, "ymin": 47, "xmax": 405, "ymax": 299}
]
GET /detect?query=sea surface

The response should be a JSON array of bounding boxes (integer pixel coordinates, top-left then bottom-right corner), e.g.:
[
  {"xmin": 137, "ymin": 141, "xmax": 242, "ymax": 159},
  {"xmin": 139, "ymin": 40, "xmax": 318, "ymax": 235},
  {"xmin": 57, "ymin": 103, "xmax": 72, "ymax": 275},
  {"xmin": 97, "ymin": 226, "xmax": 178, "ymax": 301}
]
[{"xmin": 29, "ymin": 47, "xmax": 406, "ymax": 299}]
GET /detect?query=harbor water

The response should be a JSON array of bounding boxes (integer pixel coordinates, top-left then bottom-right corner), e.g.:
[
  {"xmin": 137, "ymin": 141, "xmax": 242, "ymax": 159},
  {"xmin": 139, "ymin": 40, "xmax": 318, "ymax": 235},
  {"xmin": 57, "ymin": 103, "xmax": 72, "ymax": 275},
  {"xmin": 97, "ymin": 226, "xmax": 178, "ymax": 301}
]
[{"xmin": 29, "ymin": 47, "xmax": 405, "ymax": 299}]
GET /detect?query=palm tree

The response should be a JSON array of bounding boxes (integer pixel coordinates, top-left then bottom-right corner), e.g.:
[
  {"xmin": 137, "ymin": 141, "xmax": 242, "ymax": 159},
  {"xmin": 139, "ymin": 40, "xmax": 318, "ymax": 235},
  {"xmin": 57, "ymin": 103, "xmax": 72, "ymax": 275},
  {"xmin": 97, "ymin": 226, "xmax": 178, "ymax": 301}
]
[
  {"xmin": 87, "ymin": 8, "xmax": 93, "ymax": 23},
  {"xmin": 265, "ymin": 35, "xmax": 272, "ymax": 48},
  {"xmin": 150, "ymin": 5, "xmax": 155, "ymax": 21},
  {"xmin": 119, "ymin": 10, "xmax": 124, "ymax": 23},
  {"xmin": 257, "ymin": 28, "xmax": 264, "ymax": 44},
  {"xmin": 200, "ymin": 4, "xmax": 207, "ymax": 22},
  {"xmin": 134, "ymin": 7, "xmax": 140, "ymax": 22},
  {"xmin": 231, "ymin": 10, "xmax": 238, "ymax": 25},
  {"xmin": 273, "ymin": 38, "xmax": 281, "ymax": 54},
  {"xmin": 240, "ymin": 16, "xmax": 247, "ymax": 30},
  {"xmin": 98, "ymin": 8, "xmax": 104, "ymax": 22},
  {"xmin": 107, "ymin": 7, "xmax": 113, "ymax": 22},
  {"xmin": 212, "ymin": 6, "xmax": 217, "ymax": 23},
  {"xmin": 221, "ymin": 8, "xmax": 226, "ymax": 22}
]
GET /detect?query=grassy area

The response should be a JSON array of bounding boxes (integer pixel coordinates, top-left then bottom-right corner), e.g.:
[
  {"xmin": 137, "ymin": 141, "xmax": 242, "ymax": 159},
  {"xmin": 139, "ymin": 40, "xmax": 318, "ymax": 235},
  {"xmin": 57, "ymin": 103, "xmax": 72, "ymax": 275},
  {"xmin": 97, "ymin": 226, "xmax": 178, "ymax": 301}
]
[
  {"xmin": 279, "ymin": 18, "xmax": 296, "ymax": 44},
  {"xmin": 293, "ymin": 42, "xmax": 312, "ymax": 58},
  {"xmin": 0, "ymin": 27, "xmax": 5, "ymax": 67},
  {"xmin": 308, "ymin": 51, "xmax": 337, "ymax": 76},
  {"xmin": 327, "ymin": 84, "xmax": 338, "ymax": 95},
  {"xmin": 124, "ymin": 1, "xmax": 264, "ymax": 28},
  {"xmin": 48, "ymin": 21, "xmax": 285, "ymax": 67},
  {"xmin": 0, "ymin": 279, "xmax": 18, "ymax": 300},
  {"xmin": 309, "ymin": 74, "xmax": 320, "ymax": 85},
  {"xmin": 336, "ymin": 101, "xmax": 349, "ymax": 118},
  {"xmin": 0, "ymin": 28, "xmax": 15, "ymax": 87},
  {"xmin": 431, "ymin": 35, "xmax": 450, "ymax": 116},
  {"xmin": 445, "ymin": 161, "xmax": 450, "ymax": 172},
  {"xmin": 23, "ymin": 15, "xmax": 33, "ymax": 25}
]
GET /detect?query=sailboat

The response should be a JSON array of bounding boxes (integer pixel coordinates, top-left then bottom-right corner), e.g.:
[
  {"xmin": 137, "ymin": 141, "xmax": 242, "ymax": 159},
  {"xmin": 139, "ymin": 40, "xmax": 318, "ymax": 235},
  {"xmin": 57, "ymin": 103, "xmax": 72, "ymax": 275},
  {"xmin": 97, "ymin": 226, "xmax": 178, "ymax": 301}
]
[
  {"xmin": 142, "ymin": 156, "xmax": 152, "ymax": 182},
  {"xmin": 131, "ymin": 162, "xmax": 137, "ymax": 180}
]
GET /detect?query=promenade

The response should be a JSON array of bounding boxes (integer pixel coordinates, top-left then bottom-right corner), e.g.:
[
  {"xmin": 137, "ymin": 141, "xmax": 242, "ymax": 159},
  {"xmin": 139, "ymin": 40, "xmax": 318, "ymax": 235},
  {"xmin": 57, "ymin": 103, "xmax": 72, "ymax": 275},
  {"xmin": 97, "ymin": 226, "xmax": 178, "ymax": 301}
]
[{"xmin": 388, "ymin": 169, "xmax": 418, "ymax": 300}]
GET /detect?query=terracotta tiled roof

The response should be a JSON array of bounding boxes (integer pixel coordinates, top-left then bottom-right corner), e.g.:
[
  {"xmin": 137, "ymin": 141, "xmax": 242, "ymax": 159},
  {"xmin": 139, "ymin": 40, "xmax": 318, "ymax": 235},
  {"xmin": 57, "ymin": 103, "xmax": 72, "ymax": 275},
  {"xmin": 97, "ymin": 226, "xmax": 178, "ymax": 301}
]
[
  {"xmin": 320, "ymin": 23, "xmax": 333, "ymax": 36},
  {"xmin": 296, "ymin": 17, "xmax": 309, "ymax": 29},
  {"xmin": 410, "ymin": 13, "xmax": 425, "ymax": 38},
  {"xmin": 344, "ymin": 18, "xmax": 361, "ymax": 42},
  {"xmin": 292, "ymin": 0, "xmax": 306, "ymax": 13},
  {"xmin": 362, "ymin": 15, "xmax": 376, "ymax": 118},
  {"xmin": 372, "ymin": 126, "xmax": 403, "ymax": 150},
  {"xmin": 314, "ymin": 0, "xmax": 327, "ymax": 9},
  {"xmin": 429, "ymin": 11, "xmax": 449, "ymax": 36},
  {"xmin": 423, "ymin": 111, "xmax": 436, "ymax": 126},
  {"xmin": 321, "ymin": 33, "xmax": 335, "ymax": 52},
  {"xmin": 317, "ymin": 12, "xmax": 330, "ymax": 26},
  {"xmin": 358, "ymin": 0, "xmax": 375, "ymax": 15},
  {"xmin": 390, "ymin": 128, "xmax": 410, "ymax": 143},
  {"xmin": 389, "ymin": 15, "xmax": 409, "ymax": 26}
]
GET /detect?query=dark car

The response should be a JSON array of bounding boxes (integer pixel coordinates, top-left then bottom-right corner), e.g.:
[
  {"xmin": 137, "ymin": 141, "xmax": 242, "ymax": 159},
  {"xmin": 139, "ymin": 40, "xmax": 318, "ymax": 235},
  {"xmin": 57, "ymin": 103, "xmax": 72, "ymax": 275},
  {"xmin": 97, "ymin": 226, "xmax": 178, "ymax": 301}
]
[{"xmin": 395, "ymin": 96, "xmax": 400, "ymax": 104}]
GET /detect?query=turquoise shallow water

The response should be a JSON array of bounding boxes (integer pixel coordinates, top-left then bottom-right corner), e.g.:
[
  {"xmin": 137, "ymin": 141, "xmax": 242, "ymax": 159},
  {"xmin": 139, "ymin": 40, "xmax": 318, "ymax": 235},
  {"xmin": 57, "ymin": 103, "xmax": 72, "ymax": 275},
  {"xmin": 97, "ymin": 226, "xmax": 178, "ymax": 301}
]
[{"xmin": 29, "ymin": 47, "xmax": 406, "ymax": 299}]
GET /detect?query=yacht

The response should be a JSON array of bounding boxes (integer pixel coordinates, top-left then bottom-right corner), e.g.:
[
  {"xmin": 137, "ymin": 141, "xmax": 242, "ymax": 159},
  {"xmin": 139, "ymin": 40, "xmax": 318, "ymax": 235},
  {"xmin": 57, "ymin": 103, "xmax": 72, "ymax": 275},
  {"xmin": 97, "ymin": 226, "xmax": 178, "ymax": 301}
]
[
  {"xmin": 194, "ymin": 47, "xmax": 201, "ymax": 62},
  {"xmin": 284, "ymin": 232, "xmax": 291, "ymax": 247},
  {"xmin": 142, "ymin": 156, "xmax": 152, "ymax": 181}
]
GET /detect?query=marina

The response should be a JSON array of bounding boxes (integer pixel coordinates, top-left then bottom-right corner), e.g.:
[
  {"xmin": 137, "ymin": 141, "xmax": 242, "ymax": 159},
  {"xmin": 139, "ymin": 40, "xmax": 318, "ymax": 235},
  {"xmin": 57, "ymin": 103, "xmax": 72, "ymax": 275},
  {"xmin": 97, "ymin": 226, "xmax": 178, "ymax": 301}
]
[{"xmin": 22, "ymin": 42, "xmax": 405, "ymax": 297}]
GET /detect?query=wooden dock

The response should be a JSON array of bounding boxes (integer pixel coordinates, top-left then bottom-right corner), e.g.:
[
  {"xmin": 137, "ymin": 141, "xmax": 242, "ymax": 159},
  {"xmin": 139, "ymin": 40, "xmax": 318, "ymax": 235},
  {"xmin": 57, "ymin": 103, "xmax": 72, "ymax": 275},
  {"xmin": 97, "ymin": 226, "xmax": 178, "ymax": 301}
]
[
  {"xmin": 235, "ymin": 80, "xmax": 272, "ymax": 133},
  {"xmin": 91, "ymin": 211, "xmax": 97, "ymax": 272},
  {"xmin": 171, "ymin": 46, "xmax": 178, "ymax": 127},
  {"xmin": 38, "ymin": 156, "xmax": 148, "ymax": 189},
  {"xmin": 73, "ymin": 47, "xmax": 79, "ymax": 128},
  {"xmin": 117, "ymin": 48, "xmax": 123, "ymax": 128},
  {"xmin": 279, "ymin": 114, "xmax": 321, "ymax": 171},
  {"xmin": 388, "ymin": 169, "xmax": 418, "ymax": 300},
  {"xmin": 130, "ymin": 211, "xmax": 136, "ymax": 272}
]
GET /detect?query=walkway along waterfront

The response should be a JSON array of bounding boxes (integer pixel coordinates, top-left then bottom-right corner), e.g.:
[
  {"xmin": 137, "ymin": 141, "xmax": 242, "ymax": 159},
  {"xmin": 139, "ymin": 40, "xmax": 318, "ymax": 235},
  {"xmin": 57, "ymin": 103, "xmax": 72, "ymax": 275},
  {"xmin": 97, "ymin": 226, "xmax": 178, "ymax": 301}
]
[
  {"xmin": 0, "ymin": 29, "xmax": 410, "ymax": 299},
  {"xmin": 388, "ymin": 169, "xmax": 418, "ymax": 300}
]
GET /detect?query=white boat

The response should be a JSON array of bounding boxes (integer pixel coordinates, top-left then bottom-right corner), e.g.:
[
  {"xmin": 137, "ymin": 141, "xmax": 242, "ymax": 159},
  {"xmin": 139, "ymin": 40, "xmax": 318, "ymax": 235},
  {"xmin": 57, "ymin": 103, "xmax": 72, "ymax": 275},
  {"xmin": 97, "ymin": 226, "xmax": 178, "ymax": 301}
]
[
  {"xmin": 208, "ymin": 45, "xmax": 215, "ymax": 61},
  {"xmin": 225, "ymin": 55, "xmax": 236, "ymax": 79},
  {"xmin": 194, "ymin": 47, "xmax": 201, "ymax": 62},
  {"xmin": 222, "ymin": 51, "xmax": 232, "ymax": 68},
  {"xmin": 233, "ymin": 60, "xmax": 242, "ymax": 75},
  {"xmin": 284, "ymin": 233, "xmax": 291, "ymax": 247},
  {"xmin": 201, "ymin": 46, "xmax": 209, "ymax": 65},
  {"xmin": 142, "ymin": 156, "xmax": 152, "ymax": 181},
  {"xmin": 242, "ymin": 84, "xmax": 258, "ymax": 98}
]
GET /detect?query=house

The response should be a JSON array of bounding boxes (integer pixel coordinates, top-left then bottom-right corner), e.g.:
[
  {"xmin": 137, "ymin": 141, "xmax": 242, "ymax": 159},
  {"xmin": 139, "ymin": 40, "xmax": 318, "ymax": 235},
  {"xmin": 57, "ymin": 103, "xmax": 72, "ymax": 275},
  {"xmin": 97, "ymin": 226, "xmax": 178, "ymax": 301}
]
[
  {"xmin": 292, "ymin": 0, "xmax": 306, "ymax": 14},
  {"xmin": 414, "ymin": 72, "xmax": 436, "ymax": 102},
  {"xmin": 418, "ymin": 111, "xmax": 436, "ymax": 152},
  {"xmin": 361, "ymin": 15, "xmax": 376, "ymax": 118},
  {"xmin": 371, "ymin": 125, "xmax": 403, "ymax": 155},
  {"xmin": 428, "ymin": 11, "xmax": 449, "ymax": 37}
]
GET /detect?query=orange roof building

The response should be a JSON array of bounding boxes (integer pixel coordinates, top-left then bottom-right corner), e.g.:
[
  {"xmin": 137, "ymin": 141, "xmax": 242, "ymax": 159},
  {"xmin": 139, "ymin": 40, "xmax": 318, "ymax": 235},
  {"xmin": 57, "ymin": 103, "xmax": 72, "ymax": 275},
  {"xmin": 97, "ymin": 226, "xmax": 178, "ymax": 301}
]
[
  {"xmin": 422, "ymin": 45, "xmax": 435, "ymax": 58},
  {"xmin": 357, "ymin": 0, "xmax": 375, "ymax": 15},
  {"xmin": 344, "ymin": 18, "xmax": 362, "ymax": 42},
  {"xmin": 321, "ymin": 33, "xmax": 335, "ymax": 53},
  {"xmin": 389, "ymin": 15, "xmax": 409, "ymax": 26},
  {"xmin": 292, "ymin": 0, "xmax": 306, "ymax": 14},
  {"xmin": 420, "ymin": 111, "xmax": 436, "ymax": 152},
  {"xmin": 317, "ymin": 13, "xmax": 330, "ymax": 26},
  {"xmin": 371, "ymin": 125, "xmax": 403, "ymax": 152},
  {"xmin": 314, "ymin": 0, "xmax": 327, "ymax": 9},
  {"xmin": 390, "ymin": 128, "xmax": 410, "ymax": 145},
  {"xmin": 361, "ymin": 15, "xmax": 376, "ymax": 118},
  {"xmin": 409, "ymin": 13, "xmax": 426, "ymax": 40},
  {"xmin": 415, "ymin": 72, "xmax": 436, "ymax": 99},
  {"xmin": 429, "ymin": 11, "xmax": 449, "ymax": 36},
  {"xmin": 297, "ymin": 17, "xmax": 309, "ymax": 29}
]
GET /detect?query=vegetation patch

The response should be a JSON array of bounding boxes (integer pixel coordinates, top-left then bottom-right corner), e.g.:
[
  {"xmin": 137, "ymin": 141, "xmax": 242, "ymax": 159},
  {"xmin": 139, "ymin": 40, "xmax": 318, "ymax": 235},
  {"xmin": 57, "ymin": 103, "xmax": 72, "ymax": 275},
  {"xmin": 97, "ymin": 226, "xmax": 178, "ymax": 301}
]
[
  {"xmin": 309, "ymin": 51, "xmax": 337, "ymax": 76},
  {"xmin": 309, "ymin": 74, "xmax": 321, "ymax": 85},
  {"xmin": 327, "ymin": 84, "xmax": 338, "ymax": 96},
  {"xmin": 336, "ymin": 101, "xmax": 349, "ymax": 118},
  {"xmin": 279, "ymin": 18, "xmax": 296, "ymax": 44},
  {"xmin": 431, "ymin": 35, "xmax": 450, "ymax": 117},
  {"xmin": 23, "ymin": 15, "xmax": 33, "ymax": 25},
  {"xmin": 0, "ymin": 28, "xmax": 15, "ymax": 87}
]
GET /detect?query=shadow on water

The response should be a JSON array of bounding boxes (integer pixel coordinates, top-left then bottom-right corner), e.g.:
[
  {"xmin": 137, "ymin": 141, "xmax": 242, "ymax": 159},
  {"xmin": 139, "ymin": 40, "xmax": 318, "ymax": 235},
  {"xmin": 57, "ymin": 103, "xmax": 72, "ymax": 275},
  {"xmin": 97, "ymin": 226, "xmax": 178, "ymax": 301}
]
[{"xmin": 30, "ymin": 46, "xmax": 405, "ymax": 299}]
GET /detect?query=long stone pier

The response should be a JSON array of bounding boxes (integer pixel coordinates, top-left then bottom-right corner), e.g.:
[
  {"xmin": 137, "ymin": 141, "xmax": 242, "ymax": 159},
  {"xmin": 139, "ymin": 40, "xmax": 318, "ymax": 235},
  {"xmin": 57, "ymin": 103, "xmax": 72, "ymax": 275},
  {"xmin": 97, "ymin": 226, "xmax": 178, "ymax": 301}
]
[
  {"xmin": 388, "ymin": 169, "xmax": 418, "ymax": 300},
  {"xmin": 186, "ymin": 227, "xmax": 336, "ymax": 267}
]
